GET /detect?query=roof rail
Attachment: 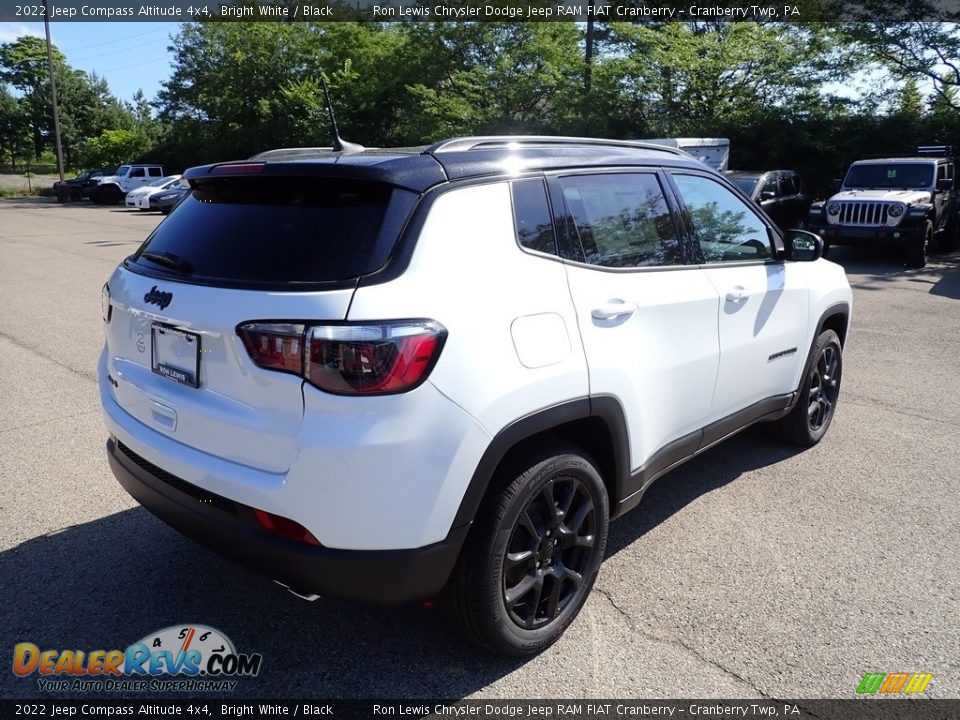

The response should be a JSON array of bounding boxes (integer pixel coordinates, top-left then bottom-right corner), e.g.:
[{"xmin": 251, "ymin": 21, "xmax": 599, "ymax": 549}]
[
  {"xmin": 916, "ymin": 145, "xmax": 954, "ymax": 157},
  {"xmin": 426, "ymin": 135, "xmax": 689, "ymax": 157}
]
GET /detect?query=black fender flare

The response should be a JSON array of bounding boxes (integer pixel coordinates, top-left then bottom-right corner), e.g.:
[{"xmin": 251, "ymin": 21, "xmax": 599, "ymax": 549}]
[{"xmin": 450, "ymin": 396, "xmax": 632, "ymax": 531}]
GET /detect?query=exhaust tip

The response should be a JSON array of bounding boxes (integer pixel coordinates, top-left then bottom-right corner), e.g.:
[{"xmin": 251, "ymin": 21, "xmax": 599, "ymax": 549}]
[{"xmin": 273, "ymin": 580, "xmax": 321, "ymax": 602}]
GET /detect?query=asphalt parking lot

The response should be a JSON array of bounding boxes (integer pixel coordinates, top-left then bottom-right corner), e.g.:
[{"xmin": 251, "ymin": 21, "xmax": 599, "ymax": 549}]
[{"xmin": 1, "ymin": 198, "xmax": 958, "ymax": 700}]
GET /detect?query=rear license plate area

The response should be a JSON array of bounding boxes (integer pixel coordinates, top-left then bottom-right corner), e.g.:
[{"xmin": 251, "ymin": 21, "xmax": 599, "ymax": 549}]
[{"xmin": 151, "ymin": 324, "xmax": 200, "ymax": 388}]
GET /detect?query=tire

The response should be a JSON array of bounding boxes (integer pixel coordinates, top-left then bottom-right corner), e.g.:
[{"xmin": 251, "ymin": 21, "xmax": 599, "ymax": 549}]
[
  {"xmin": 905, "ymin": 222, "xmax": 930, "ymax": 268},
  {"xmin": 93, "ymin": 184, "xmax": 122, "ymax": 205},
  {"xmin": 441, "ymin": 442, "xmax": 609, "ymax": 657},
  {"xmin": 941, "ymin": 212, "xmax": 959, "ymax": 252},
  {"xmin": 773, "ymin": 329, "xmax": 843, "ymax": 447}
]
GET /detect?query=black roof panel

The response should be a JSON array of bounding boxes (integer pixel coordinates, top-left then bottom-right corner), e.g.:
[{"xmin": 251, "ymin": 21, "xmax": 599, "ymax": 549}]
[{"xmin": 184, "ymin": 136, "xmax": 713, "ymax": 193}]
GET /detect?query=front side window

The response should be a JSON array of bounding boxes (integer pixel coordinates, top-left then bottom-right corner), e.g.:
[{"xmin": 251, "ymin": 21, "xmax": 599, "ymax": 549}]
[
  {"xmin": 672, "ymin": 173, "xmax": 771, "ymax": 263},
  {"xmin": 558, "ymin": 173, "xmax": 681, "ymax": 268},
  {"xmin": 129, "ymin": 168, "xmax": 145, "ymax": 178}
]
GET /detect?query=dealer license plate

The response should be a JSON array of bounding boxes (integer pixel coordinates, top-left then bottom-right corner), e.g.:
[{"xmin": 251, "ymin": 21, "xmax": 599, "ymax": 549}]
[{"xmin": 151, "ymin": 324, "xmax": 201, "ymax": 388}]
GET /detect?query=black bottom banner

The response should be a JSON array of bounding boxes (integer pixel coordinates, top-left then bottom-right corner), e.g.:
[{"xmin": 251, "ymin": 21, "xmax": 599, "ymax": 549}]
[{"xmin": 2, "ymin": 700, "xmax": 957, "ymax": 720}]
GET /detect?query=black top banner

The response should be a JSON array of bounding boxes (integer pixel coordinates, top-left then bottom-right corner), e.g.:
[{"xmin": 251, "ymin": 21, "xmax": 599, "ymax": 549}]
[
  {"xmin": 3, "ymin": 0, "xmax": 960, "ymax": 23},
  {"xmin": 2, "ymin": 700, "xmax": 959, "ymax": 719}
]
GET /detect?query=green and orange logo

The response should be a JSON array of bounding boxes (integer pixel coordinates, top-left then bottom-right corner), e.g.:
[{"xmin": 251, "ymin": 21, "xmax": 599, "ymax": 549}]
[{"xmin": 857, "ymin": 672, "xmax": 933, "ymax": 694}]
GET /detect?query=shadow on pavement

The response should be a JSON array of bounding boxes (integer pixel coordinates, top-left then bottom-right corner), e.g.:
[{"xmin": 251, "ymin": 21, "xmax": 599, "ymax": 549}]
[
  {"xmin": 825, "ymin": 245, "xmax": 960, "ymax": 300},
  {"xmin": 0, "ymin": 508, "xmax": 525, "ymax": 700},
  {"xmin": 606, "ymin": 426, "xmax": 803, "ymax": 558}
]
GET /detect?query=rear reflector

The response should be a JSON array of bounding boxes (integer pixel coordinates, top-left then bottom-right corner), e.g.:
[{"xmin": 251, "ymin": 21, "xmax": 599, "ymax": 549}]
[
  {"xmin": 254, "ymin": 509, "xmax": 321, "ymax": 546},
  {"xmin": 237, "ymin": 320, "xmax": 446, "ymax": 396}
]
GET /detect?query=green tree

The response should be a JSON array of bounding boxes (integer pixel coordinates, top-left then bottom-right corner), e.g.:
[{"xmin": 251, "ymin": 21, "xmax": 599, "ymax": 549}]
[
  {"xmin": 0, "ymin": 84, "xmax": 31, "ymax": 167},
  {"xmin": 79, "ymin": 129, "xmax": 151, "ymax": 167}
]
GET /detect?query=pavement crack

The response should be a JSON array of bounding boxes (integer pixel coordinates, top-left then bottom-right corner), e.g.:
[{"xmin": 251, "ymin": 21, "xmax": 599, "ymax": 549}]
[
  {"xmin": 0, "ymin": 331, "xmax": 97, "ymax": 383},
  {"xmin": 844, "ymin": 396, "xmax": 955, "ymax": 427},
  {"xmin": 0, "ymin": 408, "xmax": 101, "ymax": 435},
  {"xmin": 593, "ymin": 585, "xmax": 771, "ymax": 698}
]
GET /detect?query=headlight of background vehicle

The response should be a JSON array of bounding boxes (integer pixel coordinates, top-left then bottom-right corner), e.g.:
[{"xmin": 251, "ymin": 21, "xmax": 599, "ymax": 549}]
[
  {"xmin": 887, "ymin": 203, "xmax": 905, "ymax": 218},
  {"xmin": 827, "ymin": 202, "xmax": 841, "ymax": 216}
]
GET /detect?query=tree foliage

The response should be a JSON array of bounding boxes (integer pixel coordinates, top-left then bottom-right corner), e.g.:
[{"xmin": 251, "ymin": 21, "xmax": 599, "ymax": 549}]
[{"xmin": 79, "ymin": 129, "xmax": 151, "ymax": 168}]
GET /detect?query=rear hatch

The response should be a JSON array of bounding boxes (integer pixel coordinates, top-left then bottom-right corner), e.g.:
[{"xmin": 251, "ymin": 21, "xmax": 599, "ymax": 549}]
[{"xmin": 103, "ymin": 173, "xmax": 417, "ymax": 473}]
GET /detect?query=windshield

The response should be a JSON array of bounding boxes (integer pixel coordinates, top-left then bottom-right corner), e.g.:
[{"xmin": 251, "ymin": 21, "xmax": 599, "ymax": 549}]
[
  {"xmin": 731, "ymin": 177, "xmax": 759, "ymax": 195},
  {"xmin": 150, "ymin": 175, "xmax": 177, "ymax": 187},
  {"xmin": 115, "ymin": 165, "xmax": 131, "ymax": 177},
  {"xmin": 844, "ymin": 163, "xmax": 933, "ymax": 190}
]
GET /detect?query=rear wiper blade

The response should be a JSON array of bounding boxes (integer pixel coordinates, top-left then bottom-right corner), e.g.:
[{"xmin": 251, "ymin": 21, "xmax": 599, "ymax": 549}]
[{"xmin": 142, "ymin": 251, "xmax": 193, "ymax": 275}]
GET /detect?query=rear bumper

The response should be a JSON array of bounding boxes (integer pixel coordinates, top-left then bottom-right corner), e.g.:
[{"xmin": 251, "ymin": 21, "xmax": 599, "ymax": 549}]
[{"xmin": 107, "ymin": 436, "xmax": 468, "ymax": 604}]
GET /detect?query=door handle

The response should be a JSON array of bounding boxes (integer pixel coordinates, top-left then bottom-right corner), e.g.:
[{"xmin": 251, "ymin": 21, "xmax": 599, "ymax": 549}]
[
  {"xmin": 591, "ymin": 301, "xmax": 637, "ymax": 320},
  {"xmin": 725, "ymin": 287, "xmax": 746, "ymax": 303}
]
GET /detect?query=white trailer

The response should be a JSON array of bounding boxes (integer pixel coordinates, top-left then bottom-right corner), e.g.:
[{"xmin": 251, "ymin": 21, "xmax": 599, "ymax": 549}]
[{"xmin": 641, "ymin": 137, "xmax": 730, "ymax": 172}]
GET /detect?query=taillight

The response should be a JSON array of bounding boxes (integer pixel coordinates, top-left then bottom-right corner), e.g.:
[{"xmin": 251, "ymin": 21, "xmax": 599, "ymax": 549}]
[
  {"xmin": 101, "ymin": 283, "xmax": 112, "ymax": 323},
  {"xmin": 237, "ymin": 320, "xmax": 446, "ymax": 396},
  {"xmin": 238, "ymin": 323, "xmax": 305, "ymax": 374}
]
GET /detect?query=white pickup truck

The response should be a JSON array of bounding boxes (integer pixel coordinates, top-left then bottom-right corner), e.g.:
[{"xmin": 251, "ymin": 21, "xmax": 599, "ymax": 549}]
[{"xmin": 92, "ymin": 164, "xmax": 166, "ymax": 205}]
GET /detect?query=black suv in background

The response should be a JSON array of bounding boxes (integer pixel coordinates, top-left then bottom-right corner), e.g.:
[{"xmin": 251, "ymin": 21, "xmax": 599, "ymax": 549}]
[
  {"xmin": 727, "ymin": 170, "xmax": 811, "ymax": 232},
  {"xmin": 53, "ymin": 168, "xmax": 114, "ymax": 202}
]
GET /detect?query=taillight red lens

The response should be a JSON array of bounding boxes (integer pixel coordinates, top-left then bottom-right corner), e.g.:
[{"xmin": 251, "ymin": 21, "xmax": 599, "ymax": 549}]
[
  {"xmin": 238, "ymin": 323, "xmax": 305, "ymax": 374},
  {"xmin": 237, "ymin": 320, "xmax": 446, "ymax": 395},
  {"xmin": 306, "ymin": 322, "xmax": 446, "ymax": 395}
]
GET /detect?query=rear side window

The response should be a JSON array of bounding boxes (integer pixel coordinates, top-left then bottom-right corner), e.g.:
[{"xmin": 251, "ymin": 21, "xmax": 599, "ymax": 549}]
[
  {"xmin": 130, "ymin": 177, "xmax": 416, "ymax": 288},
  {"xmin": 558, "ymin": 173, "xmax": 681, "ymax": 268},
  {"xmin": 511, "ymin": 179, "xmax": 556, "ymax": 255}
]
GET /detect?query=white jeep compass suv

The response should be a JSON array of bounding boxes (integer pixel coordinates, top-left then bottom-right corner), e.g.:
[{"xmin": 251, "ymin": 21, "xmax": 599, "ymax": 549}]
[{"xmin": 99, "ymin": 137, "xmax": 852, "ymax": 656}]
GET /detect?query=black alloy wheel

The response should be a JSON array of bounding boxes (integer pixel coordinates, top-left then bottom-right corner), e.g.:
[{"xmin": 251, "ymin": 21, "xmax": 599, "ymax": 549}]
[
  {"xmin": 773, "ymin": 328, "xmax": 843, "ymax": 446},
  {"xmin": 442, "ymin": 443, "xmax": 609, "ymax": 656},
  {"xmin": 502, "ymin": 476, "xmax": 596, "ymax": 630},
  {"xmin": 807, "ymin": 342, "xmax": 840, "ymax": 434}
]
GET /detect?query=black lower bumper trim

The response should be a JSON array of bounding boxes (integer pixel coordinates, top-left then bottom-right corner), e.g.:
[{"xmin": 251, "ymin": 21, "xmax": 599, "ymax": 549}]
[{"xmin": 106, "ymin": 437, "xmax": 468, "ymax": 604}]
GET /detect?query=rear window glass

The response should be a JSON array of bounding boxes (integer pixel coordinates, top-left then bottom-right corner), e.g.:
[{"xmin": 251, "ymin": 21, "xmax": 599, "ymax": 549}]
[{"xmin": 130, "ymin": 178, "xmax": 415, "ymax": 287}]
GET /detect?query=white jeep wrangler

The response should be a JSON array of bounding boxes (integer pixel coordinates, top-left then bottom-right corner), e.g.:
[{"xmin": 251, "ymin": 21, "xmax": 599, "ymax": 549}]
[
  {"xmin": 92, "ymin": 164, "xmax": 166, "ymax": 206},
  {"xmin": 806, "ymin": 146, "xmax": 960, "ymax": 267}
]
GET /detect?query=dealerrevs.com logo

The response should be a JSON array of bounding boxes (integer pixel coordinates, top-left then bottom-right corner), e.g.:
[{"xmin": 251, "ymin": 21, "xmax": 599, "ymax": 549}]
[{"xmin": 13, "ymin": 625, "xmax": 262, "ymax": 692}]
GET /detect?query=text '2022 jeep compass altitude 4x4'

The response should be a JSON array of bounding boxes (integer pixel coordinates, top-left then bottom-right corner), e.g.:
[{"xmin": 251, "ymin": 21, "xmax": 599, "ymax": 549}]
[{"xmin": 99, "ymin": 137, "xmax": 852, "ymax": 656}]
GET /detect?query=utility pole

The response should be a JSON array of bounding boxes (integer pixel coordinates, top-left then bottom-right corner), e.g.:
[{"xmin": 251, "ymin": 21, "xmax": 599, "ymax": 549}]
[
  {"xmin": 583, "ymin": 0, "xmax": 595, "ymax": 134},
  {"xmin": 42, "ymin": 0, "xmax": 65, "ymax": 182}
]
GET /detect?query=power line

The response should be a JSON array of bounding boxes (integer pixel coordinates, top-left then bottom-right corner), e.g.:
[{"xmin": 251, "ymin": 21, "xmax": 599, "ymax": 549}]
[
  {"xmin": 98, "ymin": 56, "xmax": 172, "ymax": 73},
  {"xmin": 58, "ymin": 26, "xmax": 171, "ymax": 53},
  {"xmin": 73, "ymin": 37, "xmax": 169, "ymax": 62}
]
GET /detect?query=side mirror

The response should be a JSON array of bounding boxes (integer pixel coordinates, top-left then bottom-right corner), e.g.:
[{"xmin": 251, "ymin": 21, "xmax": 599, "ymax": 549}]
[
  {"xmin": 937, "ymin": 178, "xmax": 954, "ymax": 191},
  {"xmin": 784, "ymin": 229, "xmax": 824, "ymax": 262},
  {"xmin": 830, "ymin": 179, "xmax": 841, "ymax": 193},
  {"xmin": 759, "ymin": 190, "xmax": 776, "ymax": 201}
]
